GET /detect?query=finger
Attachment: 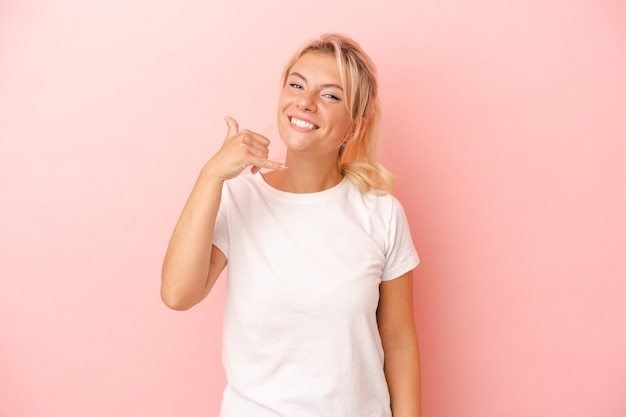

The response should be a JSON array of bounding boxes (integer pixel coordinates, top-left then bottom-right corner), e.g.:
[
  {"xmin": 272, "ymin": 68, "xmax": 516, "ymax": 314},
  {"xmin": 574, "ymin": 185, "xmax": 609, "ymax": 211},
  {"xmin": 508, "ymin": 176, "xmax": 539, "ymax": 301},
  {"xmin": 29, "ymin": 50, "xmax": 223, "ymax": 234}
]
[
  {"xmin": 239, "ymin": 129, "xmax": 271, "ymax": 148},
  {"xmin": 250, "ymin": 158, "xmax": 287, "ymax": 174},
  {"xmin": 223, "ymin": 116, "xmax": 239, "ymax": 138},
  {"xmin": 245, "ymin": 143, "xmax": 270, "ymax": 159}
]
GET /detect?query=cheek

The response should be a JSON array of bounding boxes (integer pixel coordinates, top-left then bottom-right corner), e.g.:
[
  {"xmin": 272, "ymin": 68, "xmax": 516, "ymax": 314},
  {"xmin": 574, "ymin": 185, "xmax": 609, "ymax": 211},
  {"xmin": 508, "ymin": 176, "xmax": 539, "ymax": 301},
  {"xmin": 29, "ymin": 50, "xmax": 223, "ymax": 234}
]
[
  {"xmin": 277, "ymin": 87, "xmax": 295, "ymax": 106},
  {"xmin": 336, "ymin": 114, "xmax": 353, "ymax": 136},
  {"xmin": 277, "ymin": 95, "xmax": 285, "ymax": 111},
  {"xmin": 276, "ymin": 94, "xmax": 290, "ymax": 122},
  {"xmin": 276, "ymin": 112, "xmax": 290, "ymax": 141}
]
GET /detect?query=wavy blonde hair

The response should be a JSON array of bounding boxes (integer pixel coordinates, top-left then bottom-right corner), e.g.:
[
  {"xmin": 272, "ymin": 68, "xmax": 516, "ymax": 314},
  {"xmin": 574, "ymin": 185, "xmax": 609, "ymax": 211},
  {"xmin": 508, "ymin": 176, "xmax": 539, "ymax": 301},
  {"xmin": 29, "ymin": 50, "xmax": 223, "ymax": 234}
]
[{"xmin": 280, "ymin": 34, "xmax": 395, "ymax": 194}]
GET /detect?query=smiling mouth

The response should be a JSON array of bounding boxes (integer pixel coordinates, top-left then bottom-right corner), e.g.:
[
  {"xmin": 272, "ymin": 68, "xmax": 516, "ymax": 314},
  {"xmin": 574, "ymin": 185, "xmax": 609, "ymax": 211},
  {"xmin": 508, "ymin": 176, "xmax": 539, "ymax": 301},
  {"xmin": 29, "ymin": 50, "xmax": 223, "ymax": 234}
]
[{"xmin": 289, "ymin": 116, "xmax": 319, "ymax": 130}]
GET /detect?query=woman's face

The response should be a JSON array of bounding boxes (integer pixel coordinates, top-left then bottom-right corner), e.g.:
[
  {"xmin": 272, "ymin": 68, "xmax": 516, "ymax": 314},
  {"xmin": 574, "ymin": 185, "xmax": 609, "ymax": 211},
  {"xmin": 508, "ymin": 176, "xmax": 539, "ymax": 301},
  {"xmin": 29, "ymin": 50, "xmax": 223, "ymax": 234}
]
[{"xmin": 277, "ymin": 52, "xmax": 353, "ymax": 157}]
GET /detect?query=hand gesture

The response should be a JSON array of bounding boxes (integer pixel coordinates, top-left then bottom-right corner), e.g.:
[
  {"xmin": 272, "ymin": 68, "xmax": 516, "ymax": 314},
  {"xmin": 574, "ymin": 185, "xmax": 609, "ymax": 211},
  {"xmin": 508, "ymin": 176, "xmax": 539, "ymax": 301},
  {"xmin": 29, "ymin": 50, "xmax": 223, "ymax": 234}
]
[{"xmin": 205, "ymin": 116, "xmax": 285, "ymax": 180}]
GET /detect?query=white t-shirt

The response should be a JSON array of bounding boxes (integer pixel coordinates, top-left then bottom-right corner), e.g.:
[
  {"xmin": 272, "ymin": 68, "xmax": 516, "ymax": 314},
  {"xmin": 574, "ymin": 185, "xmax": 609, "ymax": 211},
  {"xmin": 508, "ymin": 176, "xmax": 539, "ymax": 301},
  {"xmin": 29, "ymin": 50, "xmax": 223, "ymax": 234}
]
[{"xmin": 213, "ymin": 173, "xmax": 419, "ymax": 417}]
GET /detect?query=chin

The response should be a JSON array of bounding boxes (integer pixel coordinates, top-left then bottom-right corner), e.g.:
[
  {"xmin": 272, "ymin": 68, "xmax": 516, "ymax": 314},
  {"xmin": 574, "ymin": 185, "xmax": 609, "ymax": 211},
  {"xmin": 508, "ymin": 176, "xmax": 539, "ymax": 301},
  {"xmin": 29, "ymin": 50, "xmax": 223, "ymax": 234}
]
[
  {"xmin": 278, "ymin": 128, "xmax": 308, "ymax": 150},
  {"xmin": 282, "ymin": 138, "xmax": 310, "ymax": 153}
]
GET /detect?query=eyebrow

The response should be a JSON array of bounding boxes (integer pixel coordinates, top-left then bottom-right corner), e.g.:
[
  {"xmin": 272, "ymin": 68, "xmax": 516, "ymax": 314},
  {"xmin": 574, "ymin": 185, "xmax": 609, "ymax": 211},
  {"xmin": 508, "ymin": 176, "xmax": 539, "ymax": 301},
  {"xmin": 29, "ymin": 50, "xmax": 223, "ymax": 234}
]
[{"xmin": 289, "ymin": 72, "xmax": 344, "ymax": 91}]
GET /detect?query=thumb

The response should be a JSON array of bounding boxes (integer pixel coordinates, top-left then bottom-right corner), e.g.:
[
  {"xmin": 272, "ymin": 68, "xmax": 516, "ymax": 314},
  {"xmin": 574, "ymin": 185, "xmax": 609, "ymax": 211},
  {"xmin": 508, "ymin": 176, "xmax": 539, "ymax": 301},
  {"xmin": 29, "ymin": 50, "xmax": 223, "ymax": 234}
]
[{"xmin": 223, "ymin": 116, "xmax": 239, "ymax": 138}]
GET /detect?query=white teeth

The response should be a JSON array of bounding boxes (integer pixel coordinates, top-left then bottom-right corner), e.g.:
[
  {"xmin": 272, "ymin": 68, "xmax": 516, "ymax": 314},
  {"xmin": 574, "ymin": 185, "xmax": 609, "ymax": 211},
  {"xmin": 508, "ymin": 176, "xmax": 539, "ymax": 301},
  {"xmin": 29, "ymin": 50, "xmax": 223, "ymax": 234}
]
[{"xmin": 291, "ymin": 117, "xmax": 316, "ymax": 130}]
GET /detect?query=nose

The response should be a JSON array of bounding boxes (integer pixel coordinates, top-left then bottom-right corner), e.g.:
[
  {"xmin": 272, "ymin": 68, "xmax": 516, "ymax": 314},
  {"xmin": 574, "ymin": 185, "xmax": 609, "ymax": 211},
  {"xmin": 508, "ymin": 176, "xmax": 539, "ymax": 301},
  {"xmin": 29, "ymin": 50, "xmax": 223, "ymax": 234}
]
[{"xmin": 296, "ymin": 91, "xmax": 317, "ymax": 112}]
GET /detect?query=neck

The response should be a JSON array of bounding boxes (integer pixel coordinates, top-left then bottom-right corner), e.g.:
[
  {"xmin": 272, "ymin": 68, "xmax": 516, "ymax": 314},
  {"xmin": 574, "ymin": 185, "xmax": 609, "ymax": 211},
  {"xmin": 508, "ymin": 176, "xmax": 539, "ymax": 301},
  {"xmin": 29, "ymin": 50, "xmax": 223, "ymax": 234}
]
[{"xmin": 264, "ymin": 151, "xmax": 343, "ymax": 193}]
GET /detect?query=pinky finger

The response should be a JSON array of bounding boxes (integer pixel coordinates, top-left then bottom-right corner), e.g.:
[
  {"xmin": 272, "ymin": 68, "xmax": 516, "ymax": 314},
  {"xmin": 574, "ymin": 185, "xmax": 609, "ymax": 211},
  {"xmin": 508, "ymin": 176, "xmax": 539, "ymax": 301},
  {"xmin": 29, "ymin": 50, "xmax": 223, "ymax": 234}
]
[{"xmin": 250, "ymin": 158, "xmax": 287, "ymax": 174}]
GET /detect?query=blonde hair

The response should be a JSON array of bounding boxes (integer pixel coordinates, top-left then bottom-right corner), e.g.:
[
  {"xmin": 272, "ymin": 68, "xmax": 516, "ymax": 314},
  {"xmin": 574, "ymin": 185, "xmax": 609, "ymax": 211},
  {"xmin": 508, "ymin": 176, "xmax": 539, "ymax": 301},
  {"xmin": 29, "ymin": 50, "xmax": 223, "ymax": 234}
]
[{"xmin": 281, "ymin": 34, "xmax": 395, "ymax": 194}]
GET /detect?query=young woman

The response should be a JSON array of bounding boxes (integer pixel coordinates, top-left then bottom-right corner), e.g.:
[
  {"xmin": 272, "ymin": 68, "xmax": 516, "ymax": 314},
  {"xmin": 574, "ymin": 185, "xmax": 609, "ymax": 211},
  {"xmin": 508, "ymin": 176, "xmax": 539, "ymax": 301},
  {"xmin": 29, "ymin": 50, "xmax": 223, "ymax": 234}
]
[{"xmin": 161, "ymin": 33, "xmax": 421, "ymax": 417}]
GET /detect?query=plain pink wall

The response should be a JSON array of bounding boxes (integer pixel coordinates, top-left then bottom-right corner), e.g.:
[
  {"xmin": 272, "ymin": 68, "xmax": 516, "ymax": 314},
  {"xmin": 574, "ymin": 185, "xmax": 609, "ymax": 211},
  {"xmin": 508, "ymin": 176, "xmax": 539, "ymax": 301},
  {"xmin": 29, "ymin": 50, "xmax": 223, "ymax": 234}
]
[{"xmin": 1, "ymin": 0, "xmax": 625, "ymax": 416}]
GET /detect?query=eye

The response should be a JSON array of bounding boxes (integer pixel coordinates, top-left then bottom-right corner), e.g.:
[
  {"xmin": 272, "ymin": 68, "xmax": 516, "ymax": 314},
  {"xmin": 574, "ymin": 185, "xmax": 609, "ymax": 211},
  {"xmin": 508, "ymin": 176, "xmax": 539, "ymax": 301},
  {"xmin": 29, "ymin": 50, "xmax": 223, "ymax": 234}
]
[
  {"xmin": 323, "ymin": 93, "xmax": 341, "ymax": 102},
  {"xmin": 289, "ymin": 83, "xmax": 303, "ymax": 89}
]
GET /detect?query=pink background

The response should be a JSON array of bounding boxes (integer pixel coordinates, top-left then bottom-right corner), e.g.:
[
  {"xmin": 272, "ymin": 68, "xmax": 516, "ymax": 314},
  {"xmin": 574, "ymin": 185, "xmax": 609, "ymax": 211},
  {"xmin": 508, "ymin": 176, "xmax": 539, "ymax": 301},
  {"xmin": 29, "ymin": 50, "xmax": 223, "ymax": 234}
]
[{"xmin": 1, "ymin": 0, "xmax": 625, "ymax": 416}]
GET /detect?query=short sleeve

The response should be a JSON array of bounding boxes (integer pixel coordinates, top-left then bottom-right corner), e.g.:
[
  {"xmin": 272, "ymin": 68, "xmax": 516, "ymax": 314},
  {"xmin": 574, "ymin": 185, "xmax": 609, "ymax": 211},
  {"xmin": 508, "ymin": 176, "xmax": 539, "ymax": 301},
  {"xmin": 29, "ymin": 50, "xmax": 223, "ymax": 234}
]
[{"xmin": 381, "ymin": 196, "xmax": 420, "ymax": 281}]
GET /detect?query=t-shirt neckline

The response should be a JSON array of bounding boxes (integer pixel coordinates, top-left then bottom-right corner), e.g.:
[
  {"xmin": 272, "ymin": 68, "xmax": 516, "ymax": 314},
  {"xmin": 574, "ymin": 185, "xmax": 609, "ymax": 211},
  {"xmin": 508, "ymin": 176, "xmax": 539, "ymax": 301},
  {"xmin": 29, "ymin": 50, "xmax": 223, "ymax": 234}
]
[{"xmin": 254, "ymin": 173, "xmax": 350, "ymax": 202}]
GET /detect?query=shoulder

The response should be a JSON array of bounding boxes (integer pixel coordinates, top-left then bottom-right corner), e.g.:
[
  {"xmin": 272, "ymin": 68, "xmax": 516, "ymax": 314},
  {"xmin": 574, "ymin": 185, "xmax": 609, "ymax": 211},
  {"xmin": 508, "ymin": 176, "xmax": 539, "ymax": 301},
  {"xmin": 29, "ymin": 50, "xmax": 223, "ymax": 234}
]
[
  {"xmin": 223, "ymin": 173, "xmax": 258, "ymax": 191},
  {"xmin": 222, "ymin": 173, "xmax": 262, "ymax": 196},
  {"xmin": 219, "ymin": 173, "xmax": 266, "ymax": 210},
  {"xmin": 344, "ymin": 179, "xmax": 406, "ymax": 219}
]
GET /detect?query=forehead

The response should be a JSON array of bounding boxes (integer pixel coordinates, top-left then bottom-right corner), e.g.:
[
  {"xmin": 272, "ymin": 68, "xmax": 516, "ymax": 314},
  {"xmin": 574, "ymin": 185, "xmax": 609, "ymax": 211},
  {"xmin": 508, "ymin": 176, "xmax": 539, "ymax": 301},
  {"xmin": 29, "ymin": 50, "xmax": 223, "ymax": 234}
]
[{"xmin": 289, "ymin": 52, "xmax": 341, "ymax": 81}]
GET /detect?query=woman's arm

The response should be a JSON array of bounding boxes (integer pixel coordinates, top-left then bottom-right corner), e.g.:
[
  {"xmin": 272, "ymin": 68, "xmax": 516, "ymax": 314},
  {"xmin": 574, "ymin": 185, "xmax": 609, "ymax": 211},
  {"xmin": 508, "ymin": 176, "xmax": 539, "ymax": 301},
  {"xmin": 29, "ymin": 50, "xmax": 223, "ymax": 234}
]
[
  {"xmin": 161, "ymin": 117, "xmax": 284, "ymax": 310},
  {"xmin": 377, "ymin": 271, "xmax": 421, "ymax": 417},
  {"xmin": 160, "ymin": 170, "xmax": 227, "ymax": 311}
]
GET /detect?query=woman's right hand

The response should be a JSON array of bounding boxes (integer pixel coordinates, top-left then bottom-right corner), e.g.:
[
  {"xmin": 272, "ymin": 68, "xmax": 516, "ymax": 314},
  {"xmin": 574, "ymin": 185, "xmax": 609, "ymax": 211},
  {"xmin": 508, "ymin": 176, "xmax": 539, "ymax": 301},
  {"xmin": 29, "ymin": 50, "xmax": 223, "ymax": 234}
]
[{"xmin": 204, "ymin": 116, "xmax": 285, "ymax": 181}]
